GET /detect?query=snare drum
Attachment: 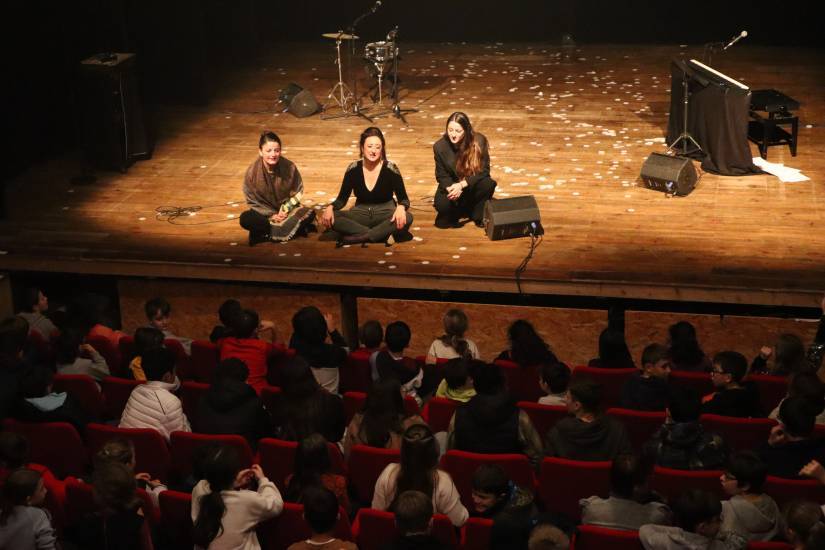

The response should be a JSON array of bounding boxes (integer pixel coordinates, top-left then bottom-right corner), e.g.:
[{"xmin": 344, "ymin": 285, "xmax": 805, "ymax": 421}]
[{"xmin": 365, "ymin": 41, "xmax": 395, "ymax": 62}]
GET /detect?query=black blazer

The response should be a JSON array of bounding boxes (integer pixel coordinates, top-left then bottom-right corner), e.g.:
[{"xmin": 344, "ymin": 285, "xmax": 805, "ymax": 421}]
[{"xmin": 433, "ymin": 133, "xmax": 491, "ymax": 192}]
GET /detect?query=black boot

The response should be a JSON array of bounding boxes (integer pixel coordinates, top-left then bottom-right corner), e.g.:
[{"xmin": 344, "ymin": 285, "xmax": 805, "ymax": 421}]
[{"xmin": 248, "ymin": 231, "xmax": 270, "ymax": 246}]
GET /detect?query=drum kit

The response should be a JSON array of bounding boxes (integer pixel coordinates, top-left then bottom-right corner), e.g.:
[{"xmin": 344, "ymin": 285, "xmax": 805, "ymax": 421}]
[{"xmin": 320, "ymin": 26, "xmax": 415, "ymax": 123}]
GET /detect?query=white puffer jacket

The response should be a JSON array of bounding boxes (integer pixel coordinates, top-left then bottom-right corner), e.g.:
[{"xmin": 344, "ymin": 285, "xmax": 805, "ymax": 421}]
[{"xmin": 119, "ymin": 379, "xmax": 191, "ymax": 441}]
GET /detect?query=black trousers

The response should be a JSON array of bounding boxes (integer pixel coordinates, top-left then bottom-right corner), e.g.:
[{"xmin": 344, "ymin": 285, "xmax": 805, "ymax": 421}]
[
  {"xmin": 433, "ymin": 177, "xmax": 496, "ymax": 228},
  {"xmin": 239, "ymin": 209, "xmax": 271, "ymax": 236},
  {"xmin": 332, "ymin": 200, "xmax": 413, "ymax": 243}
]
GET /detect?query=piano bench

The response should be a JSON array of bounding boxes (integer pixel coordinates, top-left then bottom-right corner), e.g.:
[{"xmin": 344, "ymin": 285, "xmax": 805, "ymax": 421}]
[{"xmin": 748, "ymin": 111, "xmax": 798, "ymax": 160}]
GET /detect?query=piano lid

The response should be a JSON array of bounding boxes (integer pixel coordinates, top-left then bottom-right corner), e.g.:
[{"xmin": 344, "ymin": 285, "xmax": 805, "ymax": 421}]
[{"xmin": 688, "ymin": 59, "xmax": 749, "ymax": 90}]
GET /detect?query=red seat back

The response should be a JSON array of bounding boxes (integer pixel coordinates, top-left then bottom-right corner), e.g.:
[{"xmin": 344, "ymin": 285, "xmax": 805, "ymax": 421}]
[
  {"xmin": 463, "ymin": 517, "xmax": 493, "ymax": 550},
  {"xmin": 190, "ymin": 339, "xmax": 219, "ymax": 382},
  {"xmin": 745, "ymin": 542, "xmax": 794, "ymax": 549},
  {"xmin": 265, "ymin": 345, "xmax": 297, "ymax": 387},
  {"xmin": 118, "ymin": 335, "xmax": 136, "ymax": 375},
  {"xmin": 606, "ymin": 408, "xmax": 666, "ymax": 449},
  {"xmin": 164, "ymin": 338, "xmax": 193, "ymax": 380},
  {"xmin": 746, "ymin": 374, "xmax": 788, "ymax": 414},
  {"xmin": 518, "ymin": 402, "xmax": 569, "ymax": 438},
  {"xmin": 169, "ymin": 431, "xmax": 254, "ymax": 482},
  {"xmin": 571, "ymin": 367, "xmax": 637, "ymax": 408},
  {"xmin": 441, "ymin": 450, "xmax": 536, "ymax": 511},
  {"xmin": 422, "ymin": 397, "xmax": 460, "ymax": 433},
  {"xmin": 539, "ymin": 457, "xmax": 611, "ymax": 522},
  {"xmin": 699, "ymin": 414, "xmax": 776, "ymax": 452},
  {"xmin": 353, "ymin": 509, "xmax": 458, "ymax": 550},
  {"xmin": 260, "ymin": 385, "xmax": 282, "ymax": 413},
  {"xmin": 179, "ymin": 381, "xmax": 210, "ymax": 427},
  {"xmin": 65, "ymin": 477, "xmax": 158, "ymax": 526},
  {"xmin": 86, "ymin": 334, "xmax": 123, "ymax": 379},
  {"xmin": 158, "ymin": 490, "xmax": 193, "ymax": 549},
  {"xmin": 572, "ymin": 525, "xmax": 643, "ymax": 550},
  {"xmin": 260, "ymin": 502, "xmax": 353, "ymax": 550},
  {"xmin": 650, "ymin": 466, "xmax": 725, "ymax": 503},
  {"xmin": 496, "ymin": 360, "xmax": 544, "ymax": 402},
  {"xmin": 258, "ymin": 437, "xmax": 346, "ymax": 489},
  {"xmin": 100, "ymin": 376, "xmax": 144, "ymax": 421},
  {"xmin": 53, "ymin": 373, "xmax": 105, "ymax": 420},
  {"xmin": 341, "ymin": 349, "xmax": 374, "ymax": 393},
  {"xmin": 343, "ymin": 391, "xmax": 420, "ymax": 425},
  {"xmin": 86, "ymin": 423, "xmax": 172, "ymax": 482},
  {"xmin": 2, "ymin": 419, "xmax": 87, "ymax": 479},
  {"xmin": 669, "ymin": 370, "xmax": 714, "ymax": 399},
  {"xmin": 347, "ymin": 445, "xmax": 400, "ymax": 504},
  {"xmin": 764, "ymin": 476, "xmax": 825, "ymax": 507}
]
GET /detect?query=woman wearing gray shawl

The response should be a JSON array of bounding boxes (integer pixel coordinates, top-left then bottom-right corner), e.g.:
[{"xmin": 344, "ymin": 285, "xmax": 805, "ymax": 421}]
[{"xmin": 239, "ymin": 131, "xmax": 315, "ymax": 245}]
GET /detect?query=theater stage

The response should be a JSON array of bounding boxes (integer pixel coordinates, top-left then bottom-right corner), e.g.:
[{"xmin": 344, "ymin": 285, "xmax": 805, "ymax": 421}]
[{"xmin": 1, "ymin": 43, "xmax": 824, "ymax": 308}]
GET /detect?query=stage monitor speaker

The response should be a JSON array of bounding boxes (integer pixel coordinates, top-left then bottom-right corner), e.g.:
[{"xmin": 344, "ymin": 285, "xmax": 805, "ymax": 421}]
[
  {"xmin": 483, "ymin": 195, "xmax": 543, "ymax": 241},
  {"xmin": 640, "ymin": 152, "xmax": 697, "ymax": 196},
  {"xmin": 279, "ymin": 83, "xmax": 320, "ymax": 118}
]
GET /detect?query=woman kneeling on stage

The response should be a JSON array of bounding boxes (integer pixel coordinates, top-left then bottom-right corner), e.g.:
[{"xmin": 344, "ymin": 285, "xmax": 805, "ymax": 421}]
[
  {"xmin": 433, "ymin": 112, "xmax": 497, "ymax": 229},
  {"xmin": 239, "ymin": 131, "xmax": 315, "ymax": 246},
  {"xmin": 321, "ymin": 126, "xmax": 413, "ymax": 246}
]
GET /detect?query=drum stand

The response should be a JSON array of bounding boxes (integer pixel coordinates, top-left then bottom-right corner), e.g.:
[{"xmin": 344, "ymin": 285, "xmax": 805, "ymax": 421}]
[
  {"xmin": 372, "ymin": 40, "xmax": 417, "ymax": 125},
  {"xmin": 321, "ymin": 32, "xmax": 372, "ymax": 122},
  {"xmin": 668, "ymin": 64, "xmax": 702, "ymax": 155}
]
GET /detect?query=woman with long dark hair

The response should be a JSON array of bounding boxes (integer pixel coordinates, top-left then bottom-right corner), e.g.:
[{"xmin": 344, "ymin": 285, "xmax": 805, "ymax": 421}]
[
  {"xmin": 433, "ymin": 112, "xmax": 497, "ymax": 228},
  {"xmin": 426, "ymin": 308, "xmax": 480, "ymax": 365},
  {"xmin": 668, "ymin": 321, "xmax": 711, "ymax": 371},
  {"xmin": 321, "ymin": 126, "xmax": 413, "ymax": 246},
  {"xmin": 274, "ymin": 357, "xmax": 346, "ymax": 444},
  {"xmin": 191, "ymin": 446, "xmax": 282, "ymax": 549},
  {"xmin": 372, "ymin": 424, "xmax": 468, "ymax": 527},
  {"xmin": 343, "ymin": 378, "xmax": 426, "ymax": 459},
  {"xmin": 289, "ymin": 306, "xmax": 348, "ymax": 395},
  {"xmin": 284, "ymin": 433, "xmax": 350, "ymax": 512},
  {"xmin": 240, "ymin": 131, "xmax": 315, "ymax": 246},
  {"xmin": 497, "ymin": 319, "xmax": 559, "ymax": 367},
  {"xmin": 589, "ymin": 327, "xmax": 635, "ymax": 369}
]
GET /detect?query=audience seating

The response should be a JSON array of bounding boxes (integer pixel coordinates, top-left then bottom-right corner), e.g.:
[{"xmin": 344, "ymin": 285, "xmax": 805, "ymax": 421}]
[
  {"xmin": 746, "ymin": 542, "xmax": 793, "ymax": 549},
  {"xmin": 52, "ymin": 373, "xmax": 105, "ymax": 420},
  {"xmin": 539, "ymin": 457, "xmax": 611, "ymax": 522},
  {"xmin": 179, "ymin": 380, "xmax": 210, "ymax": 426},
  {"xmin": 441, "ymin": 450, "xmax": 536, "ymax": 512},
  {"xmin": 517, "ymin": 402, "xmax": 568, "ymax": 438},
  {"xmin": 497, "ymin": 360, "xmax": 544, "ymax": 402},
  {"xmin": 2, "ymin": 419, "xmax": 87, "ymax": 479},
  {"xmin": 260, "ymin": 502, "xmax": 353, "ymax": 550},
  {"xmin": 606, "ymin": 408, "xmax": 666, "ymax": 450},
  {"xmin": 352, "ymin": 509, "xmax": 458, "ymax": 550},
  {"xmin": 64, "ymin": 476, "xmax": 159, "ymax": 526},
  {"xmin": 85, "ymin": 333, "xmax": 124, "ymax": 379},
  {"xmin": 118, "ymin": 335, "xmax": 136, "ymax": 374},
  {"xmin": 422, "ymin": 397, "xmax": 460, "ymax": 433},
  {"xmin": 157, "ymin": 490, "xmax": 193, "ymax": 549},
  {"xmin": 264, "ymin": 345, "xmax": 297, "ymax": 387},
  {"xmin": 86, "ymin": 423, "xmax": 172, "ymax": 482},
  {"xmin": 764, "ymin": 476, "xmax": 825, "ymax": 506},
  {"xmin": 669, "ymin": 370, "xmax": 714, "ymax": 398},
  {"xmin": 26, "ymin": 329, "xmax": 54, "ymax": 363},
  {"xmin": 169, "ymin": 431, "xmax": 254, "ymax": 482},
  {"xmin": 258, "ymin": 437, "xmax": 346, "ymax": 488},
  {"xmin": 347, "ymin": 445, "xmax": 400, "ymax": 504},
  {"xmin": 571, "ymin": 367, "xmax": 636, "ymax": 408},
  {"xmin": 746, "ymin": 374, "xmax": 788, "ymax": 414},
  {"xmin": 340, "ymin": 348, "xmax": 374, "ymax": 393},
  {"xmin": 260, "ymin": 385, "xmax": 283, "ymax": 413},
  {"xmin": 343, "ymin": 391, "xmax": 421, "ymax": 424},
  {"xmin": 650, "ymin": 466, "xmax": 725, "ymax": 502},
  {"xmin": 699, "ymin": 414, "xmax": 776, "ymax": 452},
  {"xmin": 165, "ymin": 338, "xmax": 193, "ymax": 380},
  {"xmin": 190, "ymin": 340, "xmax": 220, "ymax": 382},
  {"xmin": 462, "ymin": 517, "xmax": 493, "ymax": 550},
  {"xmin": 100, "ymin": 376, "xmax": 144, "ymax": 420},
  {"xmin": 571, "ymin": 525, "xmax": 643, "ymax": 550}
]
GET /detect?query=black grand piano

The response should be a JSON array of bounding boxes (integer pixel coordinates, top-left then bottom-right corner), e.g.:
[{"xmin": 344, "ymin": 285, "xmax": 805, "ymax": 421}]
[{"xmin": 667, "ymin": 58, "xmax": 760, "ymax": 176}]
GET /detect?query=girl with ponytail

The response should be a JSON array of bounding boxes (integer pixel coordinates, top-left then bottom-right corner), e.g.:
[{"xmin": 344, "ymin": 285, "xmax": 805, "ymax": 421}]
[
  {"xmin": 426, "ymin": 308, "xmax": 480, "ymax": 365},
  {"xmin": 191, "ymin": 445, "xmax": 282, "ymax": 549}
]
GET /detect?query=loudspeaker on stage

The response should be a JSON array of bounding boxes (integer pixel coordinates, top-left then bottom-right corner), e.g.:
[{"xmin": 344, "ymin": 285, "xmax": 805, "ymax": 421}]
[
  {"xmin": 279, "ymin": 83, "xmax": 320, "ymax": 118},
  {"xmin": 483, "ymin": 196, "xmax": 543, "ymax": 241},
  {"xmin": 640, "ymin": 152, "xmax": 698, "ymax": 196}
]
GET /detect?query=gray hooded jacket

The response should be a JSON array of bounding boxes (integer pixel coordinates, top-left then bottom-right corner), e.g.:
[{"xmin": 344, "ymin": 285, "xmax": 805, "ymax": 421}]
[{"xmin": 720, "ymin": 494, "xmax": 781, "ymax": 542}]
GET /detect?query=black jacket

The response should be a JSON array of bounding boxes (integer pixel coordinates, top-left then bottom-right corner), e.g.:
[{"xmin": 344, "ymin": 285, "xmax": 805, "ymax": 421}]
[
  {"xmin": 381, "ymin": 534, "xmax": 448, "ymax": 550},
  {"xmin": 545, "ymin": 415, "xmax": 632, "ymax": 461},
  {"xmin": 13, "ymin": 392, "xmax": 90, "ymax": 434},
  {"xmin": 644, "ymin": 421, "xmax": 728, "ymax": 470},
  {"xmin": 758, "ymin": 437, "xmax": 825, "ymax": 478},
  {"xmin": 433, "ymin": 133, "xmax": 492, "ymax": 192},
  {"xmin": 195, "ymin": 379, "xmax": 271, "ymax": 447},
  {"xmin": 455, "ymin": 392, "xmax": 521, "ymax": 455},
  {"xmin": 289, "ymin": 330, "xmax": 348, "ymax": 370},
  {"xmin": 621, "ymin": 373, "xmax": 670, "ymax": 411},
  {"xmin": 702, "ymin": 383, "xmax": 763, "ymax": 418},
  {"xmin": 273, "ymin": 390, "xmax": 346, "ymax": 443}
]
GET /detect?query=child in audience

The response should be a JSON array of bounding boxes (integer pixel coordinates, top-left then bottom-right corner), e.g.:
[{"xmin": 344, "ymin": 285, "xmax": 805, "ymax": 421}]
[
  {"xmin": 538, "ymin": 362, "xmax": 570, "ymax": 406},
  {"xmin": 758, "ymin": 396, "xmax": 825, "ymax": 478},
  {"xmin": 95, "ymin": 438, "xmax": 167, "ymax": 508},
  {"xmin": 719, "ymin": 451, "xmax": 781, "ymax": 542},
  {"xmin": 426, "ymin": 308, "xmax": 479, "ymax": 364},
  {"xmin": 285, "ymin": 433, "xmax": 350, "ymax": 513},
  {"xmin": 639, "ymin": 489, "xmax": 747, "ymax": 550},
  {"xmin": 580, "ymin": 453, "xmax": 671, "ymax": 531},
  {"xmin": 16, "ymin": 287, "xmax": 59, "ymax": 341},
  {"xmin": 14, "ymin": 364, "xmax": 91, "ymax": 433},
  {"xmin": 471, "ymin": 464, "xmax": 537, "ymax": 548},
  {"xmin": 751, "ymin": 333, "xmax": 808, "ymax": 376},
  {"xmin": 289, "ymin": 306, "xmax": 348, "ymax": 394},
  {"xmin": 783, "ymin": 500, "xmax": 825, "ymax": 550},
  {"xmin": 359, "ymin": 319, "xmax": 383, "ymax": 351},
  {"xmin": 702, "ymin": 351, "xmax": 762, "ymax": 418},
  {"xmin": 192, "ymin": 445, "xmax": 283, "ymax": 550},
  {"xmin": 210, "ymin": 298, "xmax": 242, "ymax": 343},
  {"xmin": 382, "ymin": 490, "xmax": 443, "ymax": 550},
  {"xmin": 119, "ymin": 347, "xmax": 190, "ymax": 441},
  {"xmin": 371, "ymin": 321, "xmax": 424, "ymax": 404},
  {"xmin": 667, "ymin": 321, "xmax": 711, "ymax": 372},
  {"xmin": 128, "ymin": 326, "xmax": 165, "ymax": 381},
  {"xmin": 0, "ymin": 468, "xmax": 56, "ymax": 550},
  {"xmin": 54, "ymin": 326, "xmax": 110, "ymax": 381},
  {"xmin": 144, "ymin": 296, "xmax": 192, "ymax": 355},
  {"xmin": 0, "ymin": 432, "xmax": 65, "ymax": 526},
  {"xmin": 527, "ymin": 523, "xmax": 570, "ymax": 550},
  {"xmin": 768, "ymin": 371, "xmax": 825, "ymax": 425},
  {"xmin": 287, "ymin": 487, "xmax": 356, "ymax": 550},
  {"xmin": 218, "ymin": 308, "xmax": 277, "ymax": 395},
  {"xmin": 435, "ymin": 357, "xmax": 477, "ymax": 403},
  {"xmin": 588, "ymin": 326, "xmax": 635, "ymax": 370},
  {"xmin": 497, "ymin": 319, "xmax": 559, "ymax": 367}
]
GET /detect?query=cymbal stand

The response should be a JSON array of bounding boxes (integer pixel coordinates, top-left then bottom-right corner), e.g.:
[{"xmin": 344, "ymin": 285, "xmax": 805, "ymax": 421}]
[
  {"xmin": 668, "ymin": 64, "xmax": 702, "ymax": 155},
  {"xmin": 346, "ymin": 6, "xmax": 380, "ymax": 122},
  {"xmin": 321, "ymin": 33, "xmax": 353, "ymax": 116},
  {"xmin": 373, "ymin": 29, "xmax": 418, "ymax": 125}
]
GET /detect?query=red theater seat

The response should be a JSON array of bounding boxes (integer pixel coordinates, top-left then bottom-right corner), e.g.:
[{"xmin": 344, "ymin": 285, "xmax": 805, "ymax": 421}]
[
  {"xmin": 347, "ymin": 445, "xmax": 400, "ymax": 504},
  {"xmin": 422, "ymin": 397, "xmax": 459, "ymax": 433},
  {"xmin": 260, "ymin": 502, "xmax": 353, "ymax": 550},
  {"xmin": 539, "ymin": 457, "xmax": 611, "ymax": 522},
  {"xmin": 190, "ymin": 339, "xmax": 219, "ymax": 382},
  {"xmin": 169, "ymin": 431, "xmax": 254, "ymax": 482},
  {"xmin": 571, "ymin": 367, "xmax": 637, "ymax": 408},
  {"xmin": 352, "ymin": 509, "xmax": 458, "ymax": 550},
  {"xmin": 518, "ymin": 402, "xmax": 569, "ymax": 439},
  {"xmin": 86, "ymin": 423, "xmax": 171, "ymax": 482},
  {"xmin": 158, "ymin": 490, "xmax": 193, "ymax": 549},
  {"xmin": 100, "ymin": 376, "xmax": 144, "ymax": 420},
  {"xmin": 179, "ymin": 380, "xmax": 210, "ymax": 426},
  {"xmin": 670, "ymin": 370, "xmax": 714, "ymax": 398},
  {"xmin": 463, "ymin": 517, "xmax": 493, "ymax": 550},
  {"xmin": 650, "ymin": 466, "xmax": 725, "ymax": 503},
  {"xmin": 606, "ymin": 408, "xmax": 666, "ymax": 450},
  {"xmin": 699, "ymin": 414, "xmax": 776, "ymax": 452},
  {"xmin": 441, "ymin": 450, "xmax": 536, "ymax": 511},
  {"xmin": 52, "ymin": 373, "xmax": 104, "ymax": 420},
  {"xmin": 746, "ymin": 374, "xmax": 788, "ymax": 413},
  {"xmin": 764, "ymin": 476, "xmax": 825, "ymax": 507},
  {"xmin": 86, "ymin": 334, "xmax": 123, "ymax": 379},
  {"xmin": 571, "ymin": 525, "xmax": 643, "ymax": 550},
  {"xmin": 497, "ymin": 360, "xmax": 544, "ymax": 402},
  {"xmin": 343, "ymin": 391, "xmax": 420, "ymax": 424},
  {"xmin": 340, "ymin": 349, "xmax": 374, "ymax": 393},
  {"xmin": 3, "ymin": 419, "xmax": 87, "ymax": 479},
  {"xmin": 258, "ymin": 437, "xmax": 346, "ymax": 489}
]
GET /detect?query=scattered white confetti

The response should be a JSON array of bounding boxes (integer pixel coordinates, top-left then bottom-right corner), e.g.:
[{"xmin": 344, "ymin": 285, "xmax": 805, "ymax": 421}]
[
  {"xmin": 384, "ymin": 251, "xmax": 393, "ymax": 256},
  {"xmin": 226, "ymin": 214, "xmax": 235, "ymax": 219},
  {"xmin": 413, "ymin": 236, "xmax": 423, "ymax": 242},
  {"xmin": 452, "ymin": 255, "xmax": 461, "ymax": 259},
  {"xmin": 68, "ymin": 189, "xmax": 75, "ymax": 193},
  {"xmin": 62, "ymin": 206, "xmax": 69, "ymax": 211},
  {"xmin": 200, "ymin": 165, "xmax": 207, "ymax": 169},
  {"xmin": 378, "ymin": 260, "xmax": 387, "ymax": 265},
  {"xmin": 388, "ymin": 265, "xmax": 397, "ymax": 269},
  {"xmin": 293, "ymin": 253, "xmax": 301, "ymax": 257},
  {"xmin": 279, "ymin": 253, "xmax": 286, "ymax": 256},
  {"xmin": 224, "ymin": 258, "xmax": 232, "ymax": 262},
  {"xmin": 0, "ymin": 251, "xmax": 7, "ymax": 255},
  {"xmin": 229, "ymin": 242, "xmax": 238, "ymax": 246},
  {"xmin": 138, "ymin": 217, "xmax": 146, "ymax": 221},
  {"xmin": 627, "ymin": 208, "xmax": 635, "ymax": 212},
  {"xmin": 421, "ymin": 260, "xmax": 430, "ymax": 265}
]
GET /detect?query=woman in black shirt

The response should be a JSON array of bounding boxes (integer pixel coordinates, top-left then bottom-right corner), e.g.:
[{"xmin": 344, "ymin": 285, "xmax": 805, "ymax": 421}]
[
  {"xmin": 433, "ymin": 111, "xmax": 497, "ymax": 228},
  {"xmin": 321, "ymin": 126, "xmax": 412, "ymax": 245}
]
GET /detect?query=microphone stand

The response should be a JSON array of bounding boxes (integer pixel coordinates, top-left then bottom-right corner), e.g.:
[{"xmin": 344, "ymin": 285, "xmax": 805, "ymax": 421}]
[
  {"xmin": 346, "ymin": 5, "xmax": 379, "ymax": 122},
  {"xmin": 373, "ymin": 28, "xmax": 418, "ymax": 125}
]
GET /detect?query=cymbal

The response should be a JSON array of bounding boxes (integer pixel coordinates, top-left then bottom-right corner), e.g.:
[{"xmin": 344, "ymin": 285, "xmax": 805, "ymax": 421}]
[{"xmin": 322, "ymin": 32, "xmax": 359, "ymax": 40}]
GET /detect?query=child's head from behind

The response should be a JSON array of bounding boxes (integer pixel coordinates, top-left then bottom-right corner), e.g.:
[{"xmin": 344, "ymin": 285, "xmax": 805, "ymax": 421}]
[
  {"xmin": 539, "ymin": 362, "xmax": 570, "ymax": 395},
  {"xmin": 385, "ymin": 321, "xmax": 411, "ymax": 354},
  {"xmin": 302, "ymin": 486, "xmax": 340, "ymax": 535},
  {"xmin": 444, "ymin": 357, "xmax": 476, "ymax": 390},
  {"xmin": 0, "ymin": 468, "xmax": 46, "ymax": 518},
  {"xmin": 141, "ymin": 346, "xmax": 176, "ymax": 382},
  {"xmin": 394, "ymin": 490, "xmax": 433, "ymax": 535},
  {"xmin": 672, "ymin": 489, "xmax": 722, "ymax": 538},
  {"xmin": 359, "ymin": 320, "xmax": 383, "ymax": 349}
]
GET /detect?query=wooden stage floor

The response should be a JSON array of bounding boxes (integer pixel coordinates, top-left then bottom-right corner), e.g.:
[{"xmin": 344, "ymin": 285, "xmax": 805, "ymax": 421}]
[{"xmin": 2, "ymin": 43, "xmax": 824, "ymax": 307}]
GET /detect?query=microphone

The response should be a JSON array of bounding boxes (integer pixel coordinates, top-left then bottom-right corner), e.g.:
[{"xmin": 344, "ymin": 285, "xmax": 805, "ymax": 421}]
[
  {"xmin": 371, "ymin": 0, "xmax": 382, "ymax": 13},
  {"xmin": 723, "ymin": 30, "xmax": 747, "ymax": 50}
]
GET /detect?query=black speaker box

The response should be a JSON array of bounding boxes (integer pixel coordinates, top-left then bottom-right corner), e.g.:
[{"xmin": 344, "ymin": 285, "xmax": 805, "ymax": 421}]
[
  {"xmin": 279, "ymin": 83, "xmax": 320, "ymax": 118},
  {"xmin": 78, "ymin": 53, "xmax": 153, "ymax": 173},
  {"xmin": 640, "ymin": 152, "xmax": 697, "ymax": 196},
  {"xmin": 483, "ymin": 195, "xmax": 544, "ymax": 241}
]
